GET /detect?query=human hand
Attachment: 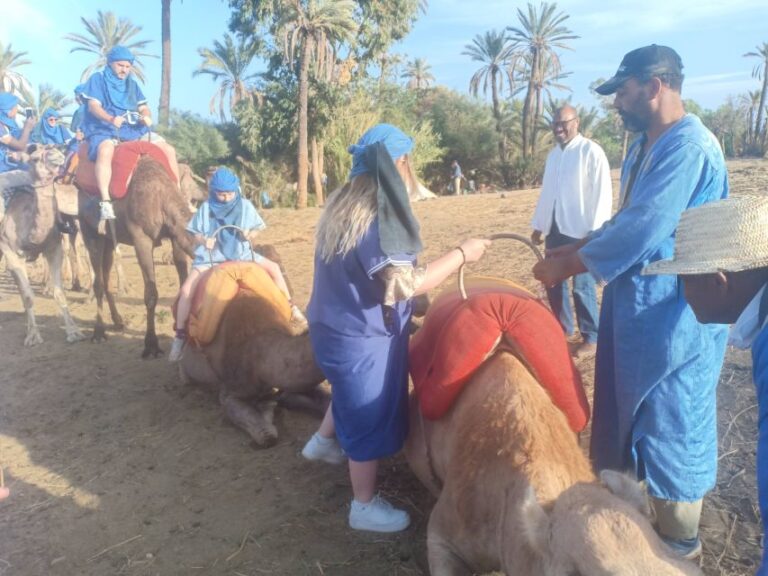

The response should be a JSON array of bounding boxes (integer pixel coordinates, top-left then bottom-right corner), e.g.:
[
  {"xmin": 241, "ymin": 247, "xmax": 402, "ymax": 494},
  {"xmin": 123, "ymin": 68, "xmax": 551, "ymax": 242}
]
[
  {"xmin": 112, "ymin": 115, "xmax": 126, "ymax": 129},
  {"xmin": 75, "ymin": 129, "xmax": 84, "ymax": 141},
  {"xmin": 204, "ymin": 237, "xmax": 216, "ymax": 251},
  {"xmin": 458, "ymin": 238, "xmax": 492, "ymax": 263},
  {"xmin": 141, "ymin": 115, "xmax": 153, "ymax": 128},
  {"xmin": 24, "ymin": 115, "xmax": 36, "ymax": 129},
  {"xmin": 531, "ymin": 230, "xmax": 543, "ymax": 245}
]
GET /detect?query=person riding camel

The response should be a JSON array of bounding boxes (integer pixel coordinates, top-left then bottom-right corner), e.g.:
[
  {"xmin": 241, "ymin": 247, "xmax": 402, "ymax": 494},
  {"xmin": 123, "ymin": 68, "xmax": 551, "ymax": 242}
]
[
  {"xmin": 0, "ymin": 92, "xmax": 35, "ymax": 222},
  {"xmin": 80, "ymin": 45, "xmax": 179, "ymax": 232},
  {"xmin": 31, "ymin": 108, "xmax": 73, "ymax": 147},
  {"xmin": 169, "ymin": 167, "xmax": 306, "ymax": 362}
]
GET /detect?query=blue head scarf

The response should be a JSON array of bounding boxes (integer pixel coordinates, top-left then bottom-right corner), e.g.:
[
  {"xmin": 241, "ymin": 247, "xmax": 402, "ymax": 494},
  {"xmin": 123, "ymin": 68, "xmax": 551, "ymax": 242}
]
[
  {"xmin": 38, "ymin": 108, "xmax": 68, "ymax": 145},
  {"xmin": 348, "ymin": 123, "xmax": 414, "ymax": 180},
  {"xmin": 208, "ymin": 168, "xmax": 245, "ymax": 260},
  {"xmin": 103, "ymin": 46, "xmax": 140, "ymax": 110},
  {"xmin": 0, "ymin": 92, "xmax": 20, "ymax": 132}
]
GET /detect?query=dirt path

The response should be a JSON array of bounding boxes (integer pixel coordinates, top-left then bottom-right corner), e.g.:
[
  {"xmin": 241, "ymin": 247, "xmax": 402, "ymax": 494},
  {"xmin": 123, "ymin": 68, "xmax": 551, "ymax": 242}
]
[{"xmin": 1, "ymin": 159, "xmax": 767, "ymax": 575}]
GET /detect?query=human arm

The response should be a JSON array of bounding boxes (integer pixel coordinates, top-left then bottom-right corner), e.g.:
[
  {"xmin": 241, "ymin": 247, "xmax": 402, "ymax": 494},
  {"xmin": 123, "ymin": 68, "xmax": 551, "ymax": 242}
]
[
  {"xmin": 87, "ymin": 99, "xmax": 125, "ymax": 128},
  {"xmin": 138, "ymin": 103, "xmax": 152, "ymax": 127},
  {"xmin": 0, "ymin": 116, "xmax": 35, "ymax": 151}
]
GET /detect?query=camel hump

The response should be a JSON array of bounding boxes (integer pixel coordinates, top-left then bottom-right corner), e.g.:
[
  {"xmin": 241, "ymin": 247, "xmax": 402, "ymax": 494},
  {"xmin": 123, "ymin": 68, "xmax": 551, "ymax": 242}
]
[
  {"xmin": 409, "ymin": 276, "xmax": 590, "ymax": 432},
  {"xmin": 186, "ymin": 262, "xmax": 292, "ymax": 346},
  {"xmin": 74, "ymin": 141, "xmax": 176, "ymax": 199}
]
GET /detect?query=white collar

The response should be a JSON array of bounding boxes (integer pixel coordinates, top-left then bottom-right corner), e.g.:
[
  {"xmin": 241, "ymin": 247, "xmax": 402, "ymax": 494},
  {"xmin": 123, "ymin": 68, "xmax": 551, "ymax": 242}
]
[{"xmin": 729, "ymin": 285, "xmax": 768, "ymax": 349}]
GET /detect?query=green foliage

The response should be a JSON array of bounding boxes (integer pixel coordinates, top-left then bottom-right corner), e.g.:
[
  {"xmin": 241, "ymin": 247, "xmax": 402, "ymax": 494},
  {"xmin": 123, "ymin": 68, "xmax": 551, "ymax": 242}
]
[
  {"xmin": 157, "ymin": 111, "xmax": 231, "ymax": 174},
  {"xmin": 0, "ymin": 42, "xmax": 32, "ymax": 94}
]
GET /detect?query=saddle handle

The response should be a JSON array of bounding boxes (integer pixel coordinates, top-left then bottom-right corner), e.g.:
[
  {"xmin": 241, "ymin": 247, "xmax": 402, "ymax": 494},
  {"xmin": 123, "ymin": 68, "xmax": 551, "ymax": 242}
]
[
  {"xmin": 206, "ymin": 224, "xmax": 257, "ymax": 268},
  {"xmin": 457, "ymin": 233, "xmax": 544, "ymax": 301}
]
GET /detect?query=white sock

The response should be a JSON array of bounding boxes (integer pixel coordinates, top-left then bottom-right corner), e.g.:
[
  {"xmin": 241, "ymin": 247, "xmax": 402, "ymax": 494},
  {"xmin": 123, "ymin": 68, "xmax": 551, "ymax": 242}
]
[{"xmin": 314, "ymin": 433, "xmax": 334, "ymax": 445}]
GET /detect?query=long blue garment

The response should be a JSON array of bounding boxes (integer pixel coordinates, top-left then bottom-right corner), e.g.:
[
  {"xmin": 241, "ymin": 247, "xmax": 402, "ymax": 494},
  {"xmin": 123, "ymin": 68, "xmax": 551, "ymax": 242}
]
[
  {"xmin": 307, "ymin": 218, "xmax": 415, "ymax": 461},
  {"xmin": 81, "ymin": 69, "xmax": 149, "ymax": 161},
  {"xmin": 579, "ymin": 114, "xmax": 729, "ymax": 501},
  {"xmin": 31, "ymin": 108, "xmax": 72, "ymax": 145},
  {"xmin": 186, "ymin": 199, "xmax": 265, "ymax": 267},
  {"xmin": 753, "ymin": 324, "xmax": 768, "ymax": 575},
  {"xmin": 0, "ymin": 122, "xmax": 23, "ymax": 173}
]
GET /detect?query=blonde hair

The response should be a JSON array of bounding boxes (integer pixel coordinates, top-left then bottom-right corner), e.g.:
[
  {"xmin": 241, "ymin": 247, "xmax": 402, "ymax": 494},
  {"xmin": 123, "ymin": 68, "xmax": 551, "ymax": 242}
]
[{"xmin": 315, "ymin": 154, "xmax": 418, "ymax": 263}]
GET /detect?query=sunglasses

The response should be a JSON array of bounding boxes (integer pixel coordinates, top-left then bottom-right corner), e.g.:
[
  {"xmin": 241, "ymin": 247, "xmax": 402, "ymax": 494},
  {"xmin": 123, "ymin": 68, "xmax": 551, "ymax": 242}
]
[{"xmin": 551, "ymin": 118, "xmax": 577, "ymax": 129}]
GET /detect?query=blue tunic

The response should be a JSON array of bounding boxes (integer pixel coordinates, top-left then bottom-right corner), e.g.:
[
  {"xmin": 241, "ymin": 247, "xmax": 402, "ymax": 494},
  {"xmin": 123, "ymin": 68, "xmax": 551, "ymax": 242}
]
[
  {"xmin": 307, "ymin": 218, "xmax": 415, "ymax": 461},
  {"xmin": 0, "ymin": 122, "xmax": 23, "ymax": 174},
  {"xmin": 579, "ymin": 114, "xmax": 729, "ymax": 501},
  {"xmin": 81, "ymin": 70, "xmax": 149, "ymax": 161},
  {"xmin": 753, "ymin": 323, "xmax": 768, "ymax": 575},
  {"xmin": 186, "ymin": 199, "xmax": 265, "ymax": 267}
]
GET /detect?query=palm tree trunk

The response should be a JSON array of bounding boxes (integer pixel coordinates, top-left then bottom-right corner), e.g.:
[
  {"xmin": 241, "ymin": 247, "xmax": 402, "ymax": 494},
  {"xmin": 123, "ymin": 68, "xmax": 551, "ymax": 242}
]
[
  {"xmin": 311, "ymin": 137, "xmax": 324, "ymax": 206},
  {"xmin": 491, "ymin": 70, "xmax": 506, "ymax": 165},
  {"xmin": 531, "ymin": 81, "xmax": 543, "ymax": 157},
  {"xmin": 756, "ymin": 64, "xmax": 768, "ymax": 151},
  {"xmin": 159, "ymin": 0, "xmax": 172, "ymax": 128},
  {"xmin": 296, "ymin": 39, "xmax": 311, "ymax": 209},
  {"xmin": 521, "ymin": 50, "xmax": 539, "ymax": 160}
]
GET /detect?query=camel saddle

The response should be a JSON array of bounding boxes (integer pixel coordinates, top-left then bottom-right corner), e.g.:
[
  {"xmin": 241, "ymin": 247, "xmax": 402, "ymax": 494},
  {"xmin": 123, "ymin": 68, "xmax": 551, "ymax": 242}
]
[
  {"xmin": 176, "ymin": 262, "xmax": 292, "ymax": 347},
  {"xmin": 409, "ymin": 276, "xmax": 590, "ymax": 432},
  {"xmin": 74, "ymin": 141, "xmax": 177, "ymax": 200}
]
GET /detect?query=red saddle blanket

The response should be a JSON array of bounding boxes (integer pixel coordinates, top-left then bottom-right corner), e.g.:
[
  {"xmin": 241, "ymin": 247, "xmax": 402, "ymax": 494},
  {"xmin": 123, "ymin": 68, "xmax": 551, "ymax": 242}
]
[
  {"xmin": 75, "ymin": 141, "xmax": 176, "ymax": 199},
  {"xmin": 409, "ymin": 276, "xmax": 590, "ymax": 432},
  {"xmin": 173, "ymin": 261, "xmax": 292, "ymax": 347}
]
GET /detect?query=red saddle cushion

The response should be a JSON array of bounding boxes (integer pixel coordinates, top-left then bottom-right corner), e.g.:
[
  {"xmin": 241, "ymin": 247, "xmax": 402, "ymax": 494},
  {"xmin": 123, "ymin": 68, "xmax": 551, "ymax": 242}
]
[
  {"xmin": 75, "ymin": 141, "xmax": 176, "ymax": 199},
  {"xmin": 409, "ymin": 276, "xmax": 590, "ymax": 432}
]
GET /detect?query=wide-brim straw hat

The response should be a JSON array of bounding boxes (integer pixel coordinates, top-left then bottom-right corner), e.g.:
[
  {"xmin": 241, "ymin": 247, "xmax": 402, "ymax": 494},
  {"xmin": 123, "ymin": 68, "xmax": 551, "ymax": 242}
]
[{"xmin": 642, "ymin": 195, "xmax": 768, "ymax": 276}]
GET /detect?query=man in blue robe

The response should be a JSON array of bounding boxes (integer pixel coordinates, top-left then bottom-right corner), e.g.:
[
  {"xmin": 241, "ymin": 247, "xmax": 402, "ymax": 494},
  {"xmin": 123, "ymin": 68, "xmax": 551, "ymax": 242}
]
[
  {"xmin": 533, "ymin": 45, "xmax": 729, "ymax": 559},
  {"xmin": 81, "ymin": 45, "xmax": 179, "ymax": 228},
  {"xmin": 642, "ymin": 195, "xmax": 768, "ymax": 575},
  {"xmin": 0, "ymin": 92, "xmax": 35, "ymax": 221}
]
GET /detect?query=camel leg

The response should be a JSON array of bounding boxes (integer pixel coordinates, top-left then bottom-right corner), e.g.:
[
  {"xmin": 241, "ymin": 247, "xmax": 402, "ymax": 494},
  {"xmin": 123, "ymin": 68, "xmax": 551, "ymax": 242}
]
[
  {"xmin": 131, "ymin": 233, "xmax": 161, "ymax": 358},
  {"xmin": 100, "ymin": 242, "xmax": 124, "ymax": 330},
  {"xmin": 219, "ymin": 392, "xmax": 279, "ymax": 448},
  {"xmin": 277, "ymin": 389, "xmax": 330, "ymax": 418},
  {"xmin": 170, "ymin": 238, "xmax": 188, "ymax": 286},
  {"xmin": 426, "ymin": 502, "xmax": 475, "ymax": 576},
  {"xmin": 44, "ymin": 240, "xmax": 85, "ymax": 343},
  {"xmin": 74, "ymin": 229, "xmax": 93, "ymax": 293},
  {"xmin": 0, "ymin": 241, "xmax": 43, "ymax": 346},
  {"xmin": 84, "ymin": 234, "xmax": 110, "ymax": 343},
  {"xmin": 61, "ymin": 234, "xmax": 74, "ymax": 289}
]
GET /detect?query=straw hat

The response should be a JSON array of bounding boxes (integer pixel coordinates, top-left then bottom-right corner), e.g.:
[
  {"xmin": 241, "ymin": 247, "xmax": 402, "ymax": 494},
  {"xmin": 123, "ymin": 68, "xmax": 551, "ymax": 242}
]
[{"xmin": 642, "ymin": 195, "xmax": 768, "ymax": 276}]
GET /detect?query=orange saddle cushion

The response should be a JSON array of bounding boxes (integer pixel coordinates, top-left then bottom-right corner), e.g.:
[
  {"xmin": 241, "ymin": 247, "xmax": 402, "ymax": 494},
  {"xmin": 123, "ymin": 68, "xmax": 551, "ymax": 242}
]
[
  {"xmin": 75, "ymin": 140, "xmax": 176, "ymax": 199},
  {"xmin": 178, "ymin": 262, "xmax": 292, "ymax": 346},
  {"xmin": 409, "ymin": 276, "xmax": 590, "ymax": 432}
]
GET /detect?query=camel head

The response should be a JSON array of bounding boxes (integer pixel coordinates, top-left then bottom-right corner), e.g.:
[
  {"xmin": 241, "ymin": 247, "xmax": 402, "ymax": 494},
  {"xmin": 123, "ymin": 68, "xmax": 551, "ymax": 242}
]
[
  {"xmin": 519, "ymin": 471, "xmax": 703, "ymax": 576},
  {"xmin": 178, "ymin": 164, "xmax": 207, "ymax": 205},
  {"xmin": 27, "ymin": 145, "xmax": 66, "ymax": 185}
]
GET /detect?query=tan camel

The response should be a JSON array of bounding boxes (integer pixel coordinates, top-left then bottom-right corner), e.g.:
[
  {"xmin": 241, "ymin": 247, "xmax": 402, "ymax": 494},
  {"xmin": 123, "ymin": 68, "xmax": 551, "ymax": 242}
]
[
  {"xmin": 0, "ymin": 146, "xmax": 85, "ymax": 346},
  {"xmin": 78, "ymin": 159, "xmax": 205, "ymax": 358},
  {"xmin": 179, "ymin": 247, "xmax": 325, "ymax": 447},
  {"xmin": 405, "ymin": 352, "xmax": 702, "ymax": 576}
]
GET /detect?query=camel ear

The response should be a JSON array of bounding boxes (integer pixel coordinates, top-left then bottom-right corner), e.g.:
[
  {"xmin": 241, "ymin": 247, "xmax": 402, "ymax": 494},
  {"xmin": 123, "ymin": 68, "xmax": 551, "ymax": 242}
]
[
  {"xmin": 521, "ymin": 485, "xmax": 551, "ymax": 556},
  {"xmin": 600, "ymin": 470, "xmax": 651, "ymax": 517}
]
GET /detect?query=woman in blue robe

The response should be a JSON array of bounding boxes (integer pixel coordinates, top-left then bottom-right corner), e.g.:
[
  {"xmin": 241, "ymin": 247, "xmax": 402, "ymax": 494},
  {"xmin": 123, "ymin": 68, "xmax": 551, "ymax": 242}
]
[
  {"xmin": 301, "ymin": 123, "xmax": 490, "ymax": 533},
  {"xmin": 31, "ymin": 108, "xmax": 73, "ymax": 146}
]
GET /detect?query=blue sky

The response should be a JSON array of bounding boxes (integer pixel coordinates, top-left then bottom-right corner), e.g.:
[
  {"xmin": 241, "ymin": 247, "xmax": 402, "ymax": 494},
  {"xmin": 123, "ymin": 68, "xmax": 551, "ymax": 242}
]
[{"xmin": 3, "ymin": 0, "xmax": 767, "ymax": 120}]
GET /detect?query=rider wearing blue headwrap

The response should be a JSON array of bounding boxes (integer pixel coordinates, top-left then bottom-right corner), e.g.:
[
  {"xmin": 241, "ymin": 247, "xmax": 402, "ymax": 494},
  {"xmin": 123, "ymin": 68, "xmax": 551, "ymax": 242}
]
[
  {"xmin": 80, "ymin": 45, "xmax": 179, "ymax": 229},
  {"xmin": 0, "ymin": 92, "xmax": 35, "ymax": 219},
  {"xmin": 70, "ymin": 84, "xmax": 87, "ymax": 134},
  {"xmin": 168, "ymin": 167, "xmax": 305, "ymax": 362},
  {"xmin": 31, "ymin": 108, "xmax": 73, "ymax": 146},
  {"xmin": 301, "ymin": 123, "xmax": 490, "ymax": 534}
]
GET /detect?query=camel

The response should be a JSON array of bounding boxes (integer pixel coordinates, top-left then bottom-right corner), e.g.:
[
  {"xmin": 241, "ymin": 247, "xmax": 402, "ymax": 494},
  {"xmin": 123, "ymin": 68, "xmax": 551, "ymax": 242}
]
[
  {"xmin": 178, "ymin": 256, "xmax": 325, "ymax": 447},
  {"xmin": 78, "ymin": 157, "xmax": 205, "ymax": 358},
  {"xmin": 404, "ymin": 351, "xmax": 702, "ymax": 576},
  {"xmin": 0, "ymin": 145, "xmax": 85, "ymax": 346}
]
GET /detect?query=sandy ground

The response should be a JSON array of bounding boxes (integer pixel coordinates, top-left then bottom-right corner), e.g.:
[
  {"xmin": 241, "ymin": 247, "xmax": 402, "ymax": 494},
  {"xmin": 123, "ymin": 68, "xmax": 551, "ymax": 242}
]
[{"xmin": 1, "ymin": 158, "xmax": 767, "ymax": 576}]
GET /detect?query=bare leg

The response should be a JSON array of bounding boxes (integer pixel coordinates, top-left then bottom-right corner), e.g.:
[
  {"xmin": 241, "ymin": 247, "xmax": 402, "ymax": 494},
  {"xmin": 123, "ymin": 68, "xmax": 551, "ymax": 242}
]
[
  {"xmin": 95, "ymin": 140, "xmax": 115, "ymax": 205},
  {"xmin": 175, "ymin": 268, "xmax": 203, "ymax": 331},
  {"xmin": 257, "ymin": 257, "xmax": 291, "ymax": 301},
  {"xmin": 317, "ymin": 402, "xmax": 335, "ymax": 438},
  {"xmin": 349, "ymin": 459, "xmax": 378, "ymax": 503}
]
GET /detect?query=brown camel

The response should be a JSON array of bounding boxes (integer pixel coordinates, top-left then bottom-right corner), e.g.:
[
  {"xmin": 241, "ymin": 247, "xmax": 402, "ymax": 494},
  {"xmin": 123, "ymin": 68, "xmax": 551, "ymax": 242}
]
[
  {"xmin": 0, "ymin": 146, "xmax": 84, "ymax": 346},
  {"xmin": 179, "ymin": 247, "xmax": 325, "ymax": 447},
  {"xmin": 405, "ymin": 352, "xmax": 702, "ymax": 576},
  {"xmin": 78, "ymin": 158, "xmax": 205, "ymax": 357}
]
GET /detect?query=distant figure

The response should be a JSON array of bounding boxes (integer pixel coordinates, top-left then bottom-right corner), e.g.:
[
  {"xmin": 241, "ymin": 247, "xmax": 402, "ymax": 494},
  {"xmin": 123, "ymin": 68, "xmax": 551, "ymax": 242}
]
[
  {"xmin": 450, "ymin": 160, "xmax": 464, "ymax": 195},
  {"xmin": 530, "ymin": 104, "xmax": 612, "ymax": 359},
  {"xmin": 321, "ymin": 172, "xmax": 328, "ymax": 190},
  {"xmin": 0, "ymin": 92, "xmax": 35, "ymax": 221}
]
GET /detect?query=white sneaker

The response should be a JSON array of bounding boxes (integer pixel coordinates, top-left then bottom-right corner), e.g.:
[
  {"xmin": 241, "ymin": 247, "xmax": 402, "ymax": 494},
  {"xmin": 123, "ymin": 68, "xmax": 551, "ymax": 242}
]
[
  {"xmin": 168, "ymin": 336, "xmax": 186, "ymax": 362},
  {"xmin": 99, "ymin": 200, "xmax": 116, "ymax": 221},
  {"xmin": 301, "ymin": 432, "xmax": 346, "ymax": 465},
  {"xmin": 349, "ymin": 495, "xmax": 411, "ymax": 533}
]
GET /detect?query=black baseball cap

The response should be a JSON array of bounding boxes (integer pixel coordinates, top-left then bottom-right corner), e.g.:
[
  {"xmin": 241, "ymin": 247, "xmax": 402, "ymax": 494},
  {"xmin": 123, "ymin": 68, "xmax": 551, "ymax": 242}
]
[{"xmin": 595, "ymin": 44, "xmax": 684, "ymax": 95}]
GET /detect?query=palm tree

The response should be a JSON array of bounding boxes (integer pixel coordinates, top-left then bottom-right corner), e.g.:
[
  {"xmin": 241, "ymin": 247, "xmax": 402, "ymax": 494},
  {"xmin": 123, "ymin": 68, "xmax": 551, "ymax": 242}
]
[
  {"xmin": 64, "ymin": 10, "xmax": 155, "ymax": 83},
  {"xmin": 17, "ymin": 83, "xmax": 73, "ymax": 117},
  {"xmin": 277, "ymin": 0, "xmax": 357, "ymax": 208},
  {"xmin": 159, "ymin": 0, "xmax": 173, "ymax": 127},
  {"xmin": 463, "ymin": 30, "xmax": 517, "ymax": 164},
  {"xmin": 401, "ymin": 57, "xmax": 434, "ymax": 90},
  {"xmin": 507, "ymin": 2, "xmax": 578, "ymax": 159},
  {"xmin": 740, "ymin": 89, "xmax": 762, "ymax": 147},
  {"xmin": 193, "ymin": 34, "xmax": 262, "ymax": 122},
  {"xmin": 0, "ymin": 42, "xmax": 32, "ymax": 95},
  {"xmin": 744, "ymin": 42, "xmax": 768, "ymax": 152}
]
